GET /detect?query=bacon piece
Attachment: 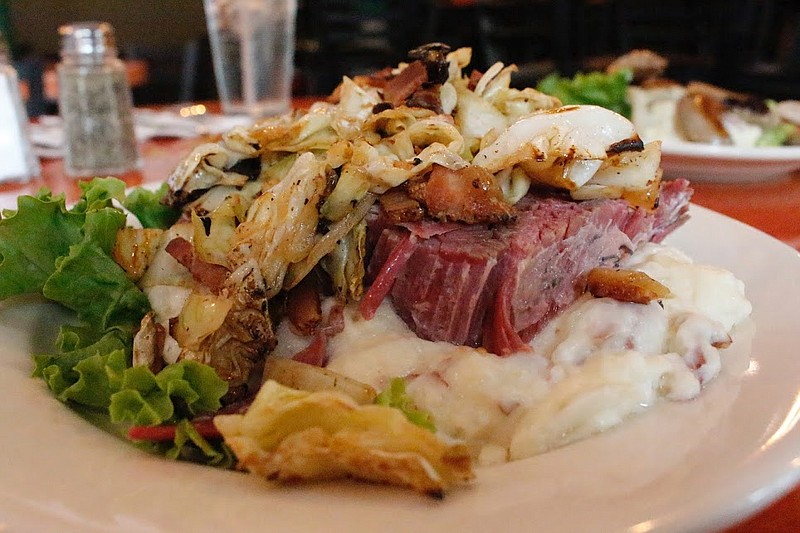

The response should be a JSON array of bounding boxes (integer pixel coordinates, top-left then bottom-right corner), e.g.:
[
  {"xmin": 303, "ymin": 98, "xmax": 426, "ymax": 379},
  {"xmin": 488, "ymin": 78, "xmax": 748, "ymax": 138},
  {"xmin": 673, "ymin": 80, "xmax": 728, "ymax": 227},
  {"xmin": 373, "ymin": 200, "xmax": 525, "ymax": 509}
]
[
  {"xmin": 467, "ymin": 69, "xmax": 483, "ymax": 91},
  {"xmin": 408, "ymin": 42, "xmax": 451, "ymax": 84},
  {"xmin": 419, "ymin": 165, "xmax": 514, "ymax": 224},
  {"xmin": 286, "ymin": 274, "xmax": 323, "ymax": 336},
  {"xmin": 405, "ymin": 86, "xmax": 443, "ymax": 114},
  {"xmin": 379, "ymin": 189, "xmax": 424, "ymax": 224},
  {"xmin": 382, "ymin": 61, "xmax": 428, "ymax": 107},
  {"xmin": 586, "ymin": 267, "xmax": 671, "ymax": 304},
  {"xmin": 165, "ymin": 237, "xmax": 230, "ymax": 293},
  {"xmin": 321, "ymin": 303, "xmax": 345, "ymax": 336},
  {"xmin": 290, "ymin": 303, "xmax": 346, "ymax": 367}
]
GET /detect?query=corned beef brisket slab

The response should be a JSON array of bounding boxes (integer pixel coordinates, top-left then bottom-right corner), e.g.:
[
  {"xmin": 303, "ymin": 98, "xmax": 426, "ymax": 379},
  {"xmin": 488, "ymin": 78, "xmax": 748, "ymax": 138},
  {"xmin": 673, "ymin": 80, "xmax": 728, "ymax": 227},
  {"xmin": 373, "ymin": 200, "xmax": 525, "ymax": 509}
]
[{"xmin": 363, "ymin": 179, "xmax": 693, "ymax": 355}]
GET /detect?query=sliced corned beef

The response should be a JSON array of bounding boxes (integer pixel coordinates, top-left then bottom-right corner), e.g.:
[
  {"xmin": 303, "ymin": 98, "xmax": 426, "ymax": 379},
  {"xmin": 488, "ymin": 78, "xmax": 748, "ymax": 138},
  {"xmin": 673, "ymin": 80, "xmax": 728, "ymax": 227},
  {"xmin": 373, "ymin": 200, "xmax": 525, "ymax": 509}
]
[{"xmin": 363, "ymin": 179, "xmax": 693, "ymax": 355}]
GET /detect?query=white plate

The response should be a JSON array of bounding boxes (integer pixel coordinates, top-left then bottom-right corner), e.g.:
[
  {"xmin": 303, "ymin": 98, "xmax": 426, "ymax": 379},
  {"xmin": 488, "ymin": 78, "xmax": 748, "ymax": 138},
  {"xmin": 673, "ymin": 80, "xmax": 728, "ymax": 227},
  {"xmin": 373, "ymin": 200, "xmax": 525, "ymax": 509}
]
[
  {"xmin": 2, "ymin": 205, "xmax": 800, "ymax": 533},
  {"xmin": 660, "ymin": 141, "xmax": 800, "ymax": 183}
]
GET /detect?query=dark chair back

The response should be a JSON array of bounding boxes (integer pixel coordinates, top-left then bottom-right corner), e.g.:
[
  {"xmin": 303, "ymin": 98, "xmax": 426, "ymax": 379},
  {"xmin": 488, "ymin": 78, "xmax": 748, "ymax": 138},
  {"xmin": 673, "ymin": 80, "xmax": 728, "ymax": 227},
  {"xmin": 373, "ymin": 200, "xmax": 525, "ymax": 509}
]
[
  {"xmin": 304, "ymin": 0, "xmax": 429, "ymax": 94},
  {"xmin": 718, "ymin": 0, "xmax": 800, "ymax": 99},
  {"xmin": 475, "ymin": 0, "xmax": 575, "ymax": 86},
  {"xmin": 611, "ymin": 0, "xmax": 723, "ymax": 83}
]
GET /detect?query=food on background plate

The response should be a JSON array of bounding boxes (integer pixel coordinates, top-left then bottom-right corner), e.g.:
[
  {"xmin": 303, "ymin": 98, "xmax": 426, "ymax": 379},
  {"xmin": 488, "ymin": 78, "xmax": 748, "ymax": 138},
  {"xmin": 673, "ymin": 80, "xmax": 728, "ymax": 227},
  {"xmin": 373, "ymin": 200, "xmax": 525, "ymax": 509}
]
[
  {"xmin": 540, "ymin": 49, "xmax": 800, "ymax": 148},
  {"xmin": 0, "ymin": 43, "xmax": 751, "ymax": 496},
  {"xmin": 629, "ymin": 79, "xmax": 800, "ymax": 148}
]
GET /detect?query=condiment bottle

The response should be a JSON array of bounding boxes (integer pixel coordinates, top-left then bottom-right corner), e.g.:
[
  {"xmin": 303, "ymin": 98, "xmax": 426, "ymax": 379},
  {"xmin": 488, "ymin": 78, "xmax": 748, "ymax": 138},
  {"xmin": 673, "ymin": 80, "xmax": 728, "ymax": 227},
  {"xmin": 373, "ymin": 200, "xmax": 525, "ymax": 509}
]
[
  {"xmin": 0, "ymin": 30, "xmax": 39, "ymax": 182},
  {"xmin": 57, "ymin": 22, "xmax": 139, "ymax": 177}
]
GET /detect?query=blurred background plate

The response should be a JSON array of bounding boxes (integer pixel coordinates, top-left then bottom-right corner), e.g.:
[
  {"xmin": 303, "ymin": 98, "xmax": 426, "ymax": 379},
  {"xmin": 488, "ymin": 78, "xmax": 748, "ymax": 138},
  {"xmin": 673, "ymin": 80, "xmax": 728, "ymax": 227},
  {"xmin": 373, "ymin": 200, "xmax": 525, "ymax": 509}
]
[{"xmin": 661, "ymin": 140, "xmax": 800, "ymax": 182}]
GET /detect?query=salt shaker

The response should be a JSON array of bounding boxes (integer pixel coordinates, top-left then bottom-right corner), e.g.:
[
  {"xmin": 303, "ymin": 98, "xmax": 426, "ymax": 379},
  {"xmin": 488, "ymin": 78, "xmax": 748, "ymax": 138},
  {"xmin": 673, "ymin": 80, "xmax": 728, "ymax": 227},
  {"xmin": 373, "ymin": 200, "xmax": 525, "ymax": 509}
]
[
  {"xmin": 57, "ymin": 22, "xmax": 139, "ymax": 177},
  {"xmin": 0, "ymin": 30, "xmax": 39, "ymax": 182}
]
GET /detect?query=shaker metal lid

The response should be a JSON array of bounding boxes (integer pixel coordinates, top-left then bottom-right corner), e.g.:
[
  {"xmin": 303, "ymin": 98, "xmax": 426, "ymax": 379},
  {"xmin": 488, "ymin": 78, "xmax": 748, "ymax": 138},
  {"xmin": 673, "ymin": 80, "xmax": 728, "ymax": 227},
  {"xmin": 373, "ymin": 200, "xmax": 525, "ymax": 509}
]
[{"xmin": 58, "ymin": 22, "xmax": 118, "ymax": 57}]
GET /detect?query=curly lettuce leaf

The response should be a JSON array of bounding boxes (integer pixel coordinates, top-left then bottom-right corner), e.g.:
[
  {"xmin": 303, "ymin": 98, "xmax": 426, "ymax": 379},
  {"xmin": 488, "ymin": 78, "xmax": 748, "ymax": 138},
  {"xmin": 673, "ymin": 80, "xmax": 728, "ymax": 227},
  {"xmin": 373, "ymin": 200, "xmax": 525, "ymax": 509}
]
[
  {"xmin": 0, "ymin": 192, "xmax": 84, "ymax": 297},
  {"xmin": 37, "ymin": 333, "xmax": 227, "ymax": 429},
  {"xmin": 76, "ymin": 175, "xmax": 126, "ymax": 209},
  {"xmin": 166, "ymin": 419, "xmax": 235, "ymax": 467},
  {"xmin": 36, "ymin": 333, "xmax": 227, "ymax": 424},
  {"xmin": 0, "ymin": 178, "xmax": 127, "ymax": 299},
  {"xmin": 0, "ymin": 177, "xmax": 146, "ymax": 345},
  {"xmin": 44, "ymin": 240, "xmax": 150, "ymax": 340},
  {"xmin": 111, "ymin": 365, "xmax": 177, "ymax": 426},
  {"xmin": 538, "ymin": 69, "xmax": 633, "ymax": 118},
  {"xmin": 110, "ymin": 360, "xmax": 228, "ymax": 426},
  {"xmin": 122, "ymin": 182, "xmax": 181, "ymax": 229},
  {"xmin": 70, "ymin": 177, "xmax": 128, "ymax": 254},
  {"xmin": 375, "ymin": 377, "xmax": 436, "ymax": 432},
  {"xmin": 34, "ymin": 334, "xmax": 129, "ymax": 407}
]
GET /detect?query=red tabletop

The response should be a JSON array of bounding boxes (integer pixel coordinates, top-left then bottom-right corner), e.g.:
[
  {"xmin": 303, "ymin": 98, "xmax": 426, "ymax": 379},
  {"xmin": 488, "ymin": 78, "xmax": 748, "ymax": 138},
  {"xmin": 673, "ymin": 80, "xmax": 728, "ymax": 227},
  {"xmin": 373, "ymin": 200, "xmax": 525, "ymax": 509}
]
[{"xmin": 1, "ymin": 98, "xmax": 799, "ymax": 531}]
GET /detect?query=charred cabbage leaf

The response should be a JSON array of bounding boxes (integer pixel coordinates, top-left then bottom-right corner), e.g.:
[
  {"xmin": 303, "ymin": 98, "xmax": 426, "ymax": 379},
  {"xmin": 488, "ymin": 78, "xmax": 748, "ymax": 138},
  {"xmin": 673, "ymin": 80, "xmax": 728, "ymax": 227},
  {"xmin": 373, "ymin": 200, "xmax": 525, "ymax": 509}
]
[{"xmin": 214, "ymin": 380, "xmax": 473, "ymax": 497}]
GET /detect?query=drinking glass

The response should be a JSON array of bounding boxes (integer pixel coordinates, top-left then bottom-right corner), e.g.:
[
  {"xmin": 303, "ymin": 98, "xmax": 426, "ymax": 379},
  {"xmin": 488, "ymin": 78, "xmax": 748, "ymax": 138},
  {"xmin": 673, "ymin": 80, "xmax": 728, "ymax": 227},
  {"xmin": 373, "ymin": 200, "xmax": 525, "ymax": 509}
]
[{"xmin": 202, "ymin": 0, "xmax": 296, "ymax": 118}]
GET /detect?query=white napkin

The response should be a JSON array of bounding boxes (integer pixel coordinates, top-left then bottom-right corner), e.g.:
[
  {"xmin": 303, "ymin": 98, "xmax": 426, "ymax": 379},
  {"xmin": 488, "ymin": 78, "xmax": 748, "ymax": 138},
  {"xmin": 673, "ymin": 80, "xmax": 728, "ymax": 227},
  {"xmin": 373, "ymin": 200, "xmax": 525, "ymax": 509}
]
[
  {"xmin": 29, "ymin": 108, "xmax": 253, "ymax": 159},
  {"xmin": 134, "ymin": 108, "xmax": 252, "ymax": 139},
  {"xmin": 28, "ymin": 115, "xmax": 65, "ymax": 159}
]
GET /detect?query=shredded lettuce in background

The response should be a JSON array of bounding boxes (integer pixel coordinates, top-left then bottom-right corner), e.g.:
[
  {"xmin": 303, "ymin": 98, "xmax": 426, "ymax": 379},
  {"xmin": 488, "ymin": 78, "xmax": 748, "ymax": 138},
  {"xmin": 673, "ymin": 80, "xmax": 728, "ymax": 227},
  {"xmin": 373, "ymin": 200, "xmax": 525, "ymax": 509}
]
[
  {"xmin": 537, "ymin": 69, "xmax": 633, "ymax": 118},
  {"xmin": 376, "ymin": 377, "xmax": 436, "ymax": 432},
  {"xmin": 0, "ymin": 177, "xmax": 229, "ymax": 465},
  {"xmin": 756, "ymin": 122, "xmax": 797, "ymax": 147}
]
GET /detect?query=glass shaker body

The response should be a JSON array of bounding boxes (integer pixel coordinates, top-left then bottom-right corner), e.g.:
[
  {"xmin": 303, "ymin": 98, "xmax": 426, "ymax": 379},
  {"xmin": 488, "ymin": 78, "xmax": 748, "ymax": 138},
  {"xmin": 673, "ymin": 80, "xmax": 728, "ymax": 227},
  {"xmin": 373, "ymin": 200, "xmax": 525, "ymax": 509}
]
[
  {"xmin": 0, "ymin": 32, "xmax": 39, "ymax": 182},
  {"xmin": 57, "ymin": 22, "xmax": 139, "ymax": 177}
]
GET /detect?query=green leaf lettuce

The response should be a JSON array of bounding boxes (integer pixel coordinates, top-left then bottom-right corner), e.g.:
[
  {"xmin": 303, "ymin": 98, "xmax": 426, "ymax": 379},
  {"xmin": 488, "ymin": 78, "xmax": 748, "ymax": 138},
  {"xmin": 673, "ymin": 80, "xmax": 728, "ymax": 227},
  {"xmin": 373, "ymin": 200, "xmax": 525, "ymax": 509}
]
[
  {"xmin": 122, "ymin": 182, "xmax": 181, "ymax": 229},
  {"xmin": 538, "ymin": 69, "xmax": 633, "ymax": 118},
  {"xmin": 375, "ymin": 377, "xmax": 436, "ymax": 432}
]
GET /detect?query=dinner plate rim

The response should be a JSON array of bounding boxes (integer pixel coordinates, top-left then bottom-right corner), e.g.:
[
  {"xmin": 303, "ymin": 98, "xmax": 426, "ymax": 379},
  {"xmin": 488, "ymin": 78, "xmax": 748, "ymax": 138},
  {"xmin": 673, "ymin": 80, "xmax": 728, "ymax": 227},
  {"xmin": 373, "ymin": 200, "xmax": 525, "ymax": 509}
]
[
  {"xmin": 659, "ymin": 141, "xmax": 800, "ymax": 182},
  {"xmin": 661, "ymin": 139, "xmax": 800, "ymax": 161}
]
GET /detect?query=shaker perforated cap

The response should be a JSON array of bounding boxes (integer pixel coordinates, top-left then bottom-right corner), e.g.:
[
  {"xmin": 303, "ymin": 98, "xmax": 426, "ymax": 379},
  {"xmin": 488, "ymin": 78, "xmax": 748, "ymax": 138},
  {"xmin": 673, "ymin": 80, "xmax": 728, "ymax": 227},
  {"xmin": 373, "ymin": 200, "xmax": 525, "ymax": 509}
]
[{"xmin": 58, "ymin": 22, "xmax": 118, "ymax": 57}]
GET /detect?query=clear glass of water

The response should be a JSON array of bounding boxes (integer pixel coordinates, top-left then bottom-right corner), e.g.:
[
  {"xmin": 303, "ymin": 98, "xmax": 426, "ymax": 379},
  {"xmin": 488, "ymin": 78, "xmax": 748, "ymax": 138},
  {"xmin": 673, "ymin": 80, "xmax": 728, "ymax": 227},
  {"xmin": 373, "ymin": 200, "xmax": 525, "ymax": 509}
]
[{"xmin": 203, "ymin": 0, "xmax": 297, "ymax": 118}]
